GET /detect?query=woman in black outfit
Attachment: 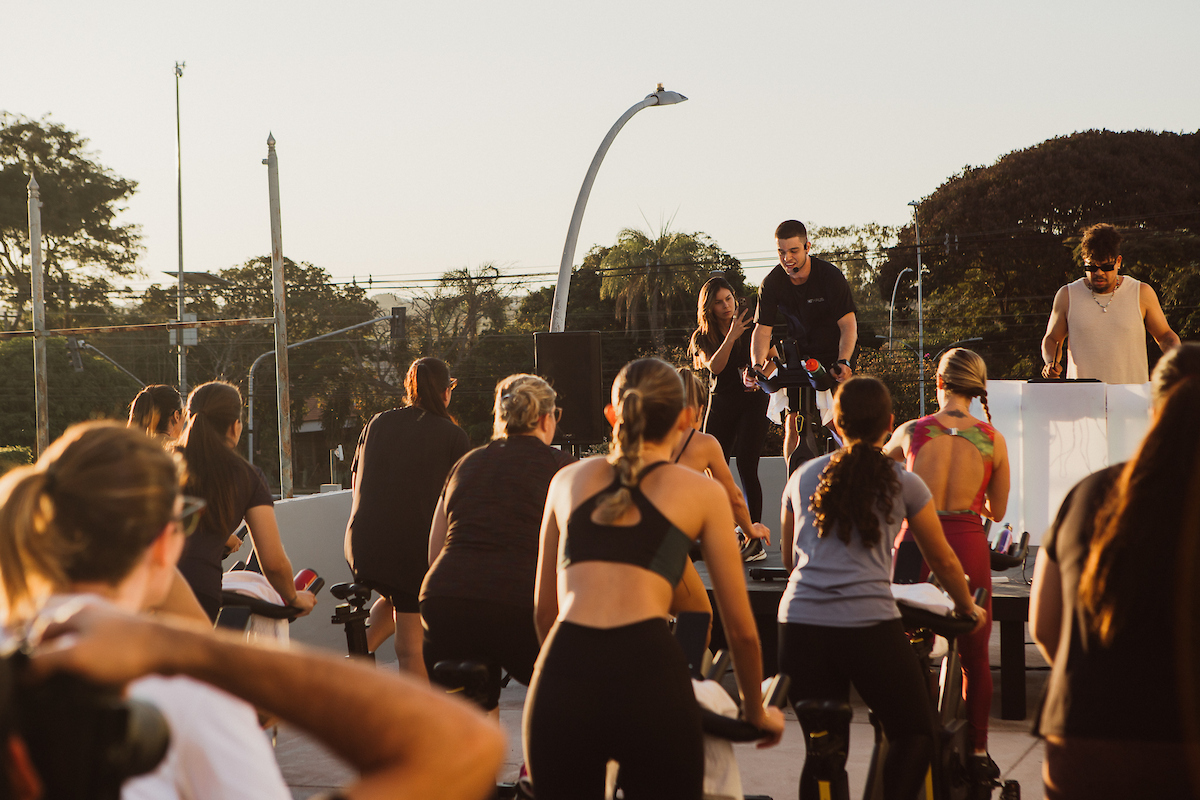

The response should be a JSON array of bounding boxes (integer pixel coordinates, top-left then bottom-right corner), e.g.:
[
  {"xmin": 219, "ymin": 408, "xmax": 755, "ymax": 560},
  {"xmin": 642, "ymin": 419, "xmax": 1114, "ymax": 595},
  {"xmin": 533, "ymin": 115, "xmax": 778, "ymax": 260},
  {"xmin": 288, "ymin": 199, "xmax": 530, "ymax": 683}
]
[
  {"xmin": 689, "ymin": 277, "xmax": 771, "ymax": 557},
  {"xmin": 344, "ymin": 357, "xmax": 469, "ymax": 679},
  {"xmin": 176, "ymin": 381, "xmax": 317, "ymax": 622},
  {"xmin": 524, "ymin": 358, "xmax": 783, "ymax": 799},
  {"xmin": 421, "ymin": 373, "xmax": 574, "ymax": 711},
  {"xmin": 1030, "ymin": 342, "xmax": 1200, "ymax": 799}
]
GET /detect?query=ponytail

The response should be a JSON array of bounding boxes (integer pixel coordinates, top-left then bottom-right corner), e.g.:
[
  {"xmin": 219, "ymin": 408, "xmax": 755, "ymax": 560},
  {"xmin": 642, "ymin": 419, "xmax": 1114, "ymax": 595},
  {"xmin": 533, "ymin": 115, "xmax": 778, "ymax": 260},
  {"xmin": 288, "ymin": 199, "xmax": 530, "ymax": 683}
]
[
  {"xmin": 0, "ymin": 470, "xmax": 66, "ymax": 620},
  {"xmin": 592, "ymin": 359, "xmax": 684, "ymax": 525},
  {"xmin": 178, "ymin": 382, "xmax": 250, "ymax": 536},
  {"xmin": 404, "ymin": 358, "xmax": 455, "ymax": 422}
]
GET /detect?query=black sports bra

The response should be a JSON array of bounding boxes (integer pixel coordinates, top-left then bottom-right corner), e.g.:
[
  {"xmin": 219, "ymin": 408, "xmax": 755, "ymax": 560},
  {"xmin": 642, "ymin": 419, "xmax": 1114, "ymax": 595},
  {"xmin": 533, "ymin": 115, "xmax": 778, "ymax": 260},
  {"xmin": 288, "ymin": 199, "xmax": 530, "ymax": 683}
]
[{"xmin": 559, "ymin": 462, "xmax": 694, "ymax": 586}]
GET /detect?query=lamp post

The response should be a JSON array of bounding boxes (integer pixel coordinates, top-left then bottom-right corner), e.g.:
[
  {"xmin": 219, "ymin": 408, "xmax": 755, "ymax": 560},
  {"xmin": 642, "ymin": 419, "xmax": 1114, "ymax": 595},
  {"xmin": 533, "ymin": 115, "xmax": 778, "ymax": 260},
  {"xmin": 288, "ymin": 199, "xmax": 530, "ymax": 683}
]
[
  {"xmin": 549, "ymin": 85, "xmax": 687, "ymax": 333},
  {"xmin": 888, "ymin": 266, "xmax": 912, "ymax": 349},
  {"xmin": 908, "ymin": 201, "xmax": 925, "ymax": 415},
  {"xmin": 174, "ymin": 60, "xmax": 187, "ymax": 396}
]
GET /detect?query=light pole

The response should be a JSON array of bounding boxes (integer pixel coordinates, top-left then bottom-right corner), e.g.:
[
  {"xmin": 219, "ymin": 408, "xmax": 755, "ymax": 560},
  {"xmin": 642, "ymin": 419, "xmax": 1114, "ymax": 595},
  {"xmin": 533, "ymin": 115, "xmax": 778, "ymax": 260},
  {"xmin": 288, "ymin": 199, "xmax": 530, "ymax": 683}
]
[
  {"xmin": 888, "ymin": 266, "xmax": 913, "ymax": 349},
  {"xmin": 174, "ymin": 60, "xmax": 187, "ymax": 396},
  {"xmin": 908, "ymin": 201, "xmax": 925, "ymax": 415},
  {"xmin": 549, "ymin": 85, "xmax": 687, "ymax": 333}
]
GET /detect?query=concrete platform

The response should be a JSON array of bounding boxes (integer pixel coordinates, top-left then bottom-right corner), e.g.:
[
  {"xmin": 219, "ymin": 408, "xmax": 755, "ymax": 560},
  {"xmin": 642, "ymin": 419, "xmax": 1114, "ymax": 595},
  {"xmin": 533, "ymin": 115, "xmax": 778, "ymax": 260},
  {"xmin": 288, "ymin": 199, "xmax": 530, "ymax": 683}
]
[{"xmin": 276, "ymin": 623, "xmax": 1050, "ymax": 799}]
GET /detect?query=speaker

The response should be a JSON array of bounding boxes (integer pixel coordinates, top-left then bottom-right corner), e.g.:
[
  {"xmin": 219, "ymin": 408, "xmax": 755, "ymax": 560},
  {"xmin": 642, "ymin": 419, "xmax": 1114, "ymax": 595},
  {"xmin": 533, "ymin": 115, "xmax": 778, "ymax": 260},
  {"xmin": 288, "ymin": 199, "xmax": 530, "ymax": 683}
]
[{"xmin": 534, "ymin": 331, "xmax": 606, "ymax": 445}]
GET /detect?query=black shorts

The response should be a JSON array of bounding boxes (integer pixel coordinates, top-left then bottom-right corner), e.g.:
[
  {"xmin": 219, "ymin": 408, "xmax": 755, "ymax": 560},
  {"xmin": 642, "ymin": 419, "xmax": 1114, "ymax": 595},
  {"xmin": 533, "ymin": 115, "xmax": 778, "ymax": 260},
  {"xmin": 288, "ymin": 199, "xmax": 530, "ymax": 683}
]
[{"xmin": 358, "ymin": 579, "xmax": 420, "ymax": 614}]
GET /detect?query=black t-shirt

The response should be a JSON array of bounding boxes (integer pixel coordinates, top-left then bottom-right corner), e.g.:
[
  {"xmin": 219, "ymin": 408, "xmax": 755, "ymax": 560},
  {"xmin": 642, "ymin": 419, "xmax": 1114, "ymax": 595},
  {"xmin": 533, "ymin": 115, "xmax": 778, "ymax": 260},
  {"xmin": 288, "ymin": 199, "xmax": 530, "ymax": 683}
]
[
  {"xmin": 178, "ymin": 462, "xmax": 274, "ymax": 607},
  {"xmin": 344, "ymin": 406, "xmax": 470, "ymax": 596},
  {"xmin": 1036, "ymin": 464, "xmax": 1182, "ymax": 741},
  {"xmin": 754, "ymin": 257, "xmax": 856, "ymax": 366},
  {"xmin": 693, "ymin": 327, "xmax": 754, "ymax": 395},
  {"xmin": 421, "ymin": 436, "xmax": 576, "ymax": 608}
]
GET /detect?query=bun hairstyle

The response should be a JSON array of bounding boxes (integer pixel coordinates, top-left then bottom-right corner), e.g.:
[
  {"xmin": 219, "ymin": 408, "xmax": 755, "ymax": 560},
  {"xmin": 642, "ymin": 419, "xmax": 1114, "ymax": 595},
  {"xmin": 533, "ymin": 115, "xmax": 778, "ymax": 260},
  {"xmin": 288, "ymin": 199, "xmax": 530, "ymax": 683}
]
[
  {"xmin": 0, "ymin": 422, "xmax": 182, "ymax": 621},
  {"xmin": 689, "ymin": 276, "xmax": 738, "ymax": 365},
  {"xmin": 404, "ymin": 358, "xmax": 455, "ymax": 422},
  {"xmin": 177, "ymin": 381, "xmax": 250, "ymax": 537},
  {"xmin": 128, "ymin": 385, "xmax": 184, "ymax": 439},
  {"xmin": 493, "ymin": 374, "xmax": 556, "ymax": 439},
  {"xmin": 1080, "ymin": 343, "xmax": 1200, "ymax": 644},
  {"xmin": 593, "ymin": 358, "xmax": 685, "ymax": 525},
  {"xmin": 677, "ymin": 367, "xmax": 709, "ymax": 413},
  {"xmin": 938, "ymin": 348, "xmax": 992, "ymax": 423},
  {"xmin": 811, "ymin": 377, "xmax": 901, "ymax": 549}
]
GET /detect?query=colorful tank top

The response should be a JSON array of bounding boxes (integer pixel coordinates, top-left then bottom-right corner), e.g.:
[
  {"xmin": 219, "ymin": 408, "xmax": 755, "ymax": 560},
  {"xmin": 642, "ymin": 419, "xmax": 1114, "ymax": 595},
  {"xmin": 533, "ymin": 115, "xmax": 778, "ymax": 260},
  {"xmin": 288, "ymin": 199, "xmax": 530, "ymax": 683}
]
[{"xmin": 905, "ymin": 415, "xmax": 996, "ymax": 515}]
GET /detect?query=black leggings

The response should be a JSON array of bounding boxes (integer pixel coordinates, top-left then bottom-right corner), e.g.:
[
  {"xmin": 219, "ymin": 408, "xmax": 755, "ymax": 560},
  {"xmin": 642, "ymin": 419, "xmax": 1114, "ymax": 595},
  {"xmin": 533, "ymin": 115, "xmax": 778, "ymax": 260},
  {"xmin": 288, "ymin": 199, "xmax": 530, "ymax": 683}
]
[
  {"xmin": 779, "ymin": 619, "xmax": 935, "ymax": 800},
  {"xmin": 523, "ymin": 618, "xmax": 703, "ymax": 800},
  {"xmin": 703, "ymin": 389, "xmax": 770, "ymax": 523},
  {"xmin": 420, "ymin": 596, "xmax": 541, "ymax": 710}
]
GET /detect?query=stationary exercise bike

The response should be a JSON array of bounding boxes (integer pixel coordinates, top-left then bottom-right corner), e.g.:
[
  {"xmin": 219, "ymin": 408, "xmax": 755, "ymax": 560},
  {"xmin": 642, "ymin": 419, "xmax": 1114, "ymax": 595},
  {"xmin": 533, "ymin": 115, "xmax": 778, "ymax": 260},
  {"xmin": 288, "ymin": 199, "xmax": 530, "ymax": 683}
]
[
  {"xmin": 751, "ymin": 313, "xmax": 841, "ymax": 469},
  {"xmin": 792, "ymin": 587, "xmax": 1019, "ymax": 800}
]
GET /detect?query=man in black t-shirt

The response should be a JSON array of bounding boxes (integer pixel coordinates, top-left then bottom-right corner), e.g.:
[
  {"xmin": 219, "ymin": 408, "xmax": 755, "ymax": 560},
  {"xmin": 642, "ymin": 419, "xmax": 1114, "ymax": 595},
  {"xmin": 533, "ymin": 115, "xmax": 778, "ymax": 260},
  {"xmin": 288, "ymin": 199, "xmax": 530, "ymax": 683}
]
[{"xmin": 749, "ymin": 220, "xmax": 857, "ymax": 466}]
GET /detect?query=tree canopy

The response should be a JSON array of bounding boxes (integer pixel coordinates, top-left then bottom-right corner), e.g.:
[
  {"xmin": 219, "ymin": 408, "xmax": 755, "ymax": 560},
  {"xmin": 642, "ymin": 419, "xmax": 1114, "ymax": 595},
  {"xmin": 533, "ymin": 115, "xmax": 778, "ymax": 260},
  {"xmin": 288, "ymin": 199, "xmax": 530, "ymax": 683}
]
[{"xmin": 0, "ymin": 115, "xmax": 141, "ymax": 331}]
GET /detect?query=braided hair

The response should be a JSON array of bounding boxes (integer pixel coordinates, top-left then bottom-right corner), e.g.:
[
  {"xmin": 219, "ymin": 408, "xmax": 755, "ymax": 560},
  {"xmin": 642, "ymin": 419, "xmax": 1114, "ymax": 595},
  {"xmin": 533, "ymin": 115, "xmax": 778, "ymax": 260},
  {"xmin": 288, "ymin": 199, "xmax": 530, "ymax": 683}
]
[
  {"xmin": 938, "ymin": 348, "xmax": 992, "ymax": 423},
  {"xmin": 592, "ymin": 359, "xmax": 685, "ymax": 525}
]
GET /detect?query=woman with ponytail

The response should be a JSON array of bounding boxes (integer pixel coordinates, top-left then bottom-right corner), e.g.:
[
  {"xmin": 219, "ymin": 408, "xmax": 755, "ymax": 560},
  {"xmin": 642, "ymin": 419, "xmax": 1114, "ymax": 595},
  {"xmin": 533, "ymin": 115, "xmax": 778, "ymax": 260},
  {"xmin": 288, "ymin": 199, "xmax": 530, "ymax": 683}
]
[
  {"xmin": 127, "ymin": 385, "xmax": 185, "ymax": 443},
  {"xmin": 1030, "ymin": 343, "xmax": 1200, "ymax": 799},
  {"xmin": 779, "ymin": 377, "xmax": 984, "ymax": 800},
  {"xmin": 345, "ymin": 357, "xmax": 469, "ymax": 679},
  {"xmin": 525, "ymin": 357, "xmax": 783, "ymax": 799},
  {"xmin": 175, "ymin": 381, "xmax": 317, "ymax": 623},
  {"xmin": 0, "ymin": 422, "xmax": 294, "ymax": 798},
  {"xmin": 882, "ymin": 347, "xmax": 1010, "ymax": 775}
]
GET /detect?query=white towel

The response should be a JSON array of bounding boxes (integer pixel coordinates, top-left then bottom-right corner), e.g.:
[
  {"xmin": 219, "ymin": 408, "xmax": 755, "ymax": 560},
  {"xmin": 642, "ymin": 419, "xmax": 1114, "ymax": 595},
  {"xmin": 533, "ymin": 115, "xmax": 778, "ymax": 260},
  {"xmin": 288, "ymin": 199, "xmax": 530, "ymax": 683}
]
[
  {"xmin": 221, "ymin": 571, "xmax": 289, "ymax": 646},
  {"xmin": 692, "ymin": 679, "xmax": 744, "ymax": 800},
  {"xmin": 890, "ymin": 583, "xmax": 954, "ymax": 616}
]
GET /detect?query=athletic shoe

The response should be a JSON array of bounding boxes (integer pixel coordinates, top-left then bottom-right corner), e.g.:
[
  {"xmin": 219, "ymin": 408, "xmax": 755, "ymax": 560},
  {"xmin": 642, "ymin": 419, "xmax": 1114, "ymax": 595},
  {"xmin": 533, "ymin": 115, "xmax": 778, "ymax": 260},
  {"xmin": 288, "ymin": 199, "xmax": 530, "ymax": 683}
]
[{"xmin": 741, "ymin": 538, "xmax": 767, "ymax": 562}]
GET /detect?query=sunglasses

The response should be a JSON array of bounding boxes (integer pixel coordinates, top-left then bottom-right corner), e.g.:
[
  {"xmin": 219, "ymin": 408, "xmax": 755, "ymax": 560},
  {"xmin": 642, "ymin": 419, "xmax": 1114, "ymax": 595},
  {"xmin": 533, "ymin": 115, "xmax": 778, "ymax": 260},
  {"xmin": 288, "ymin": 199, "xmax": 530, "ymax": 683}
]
[
  {"xmin": 553, "ymin": 407, "xmax": 563, "ymax": 422},
  {"xmin": 1085, "ymin": 262, "xmax": 1117, "ymax": 273},
  {"xmin": 177, "ymin": 495, "xmax": 207, "ymax": 537},
  {"xmin": 447, "ymin": 377, "xmax": 459, "ymax": 391}
]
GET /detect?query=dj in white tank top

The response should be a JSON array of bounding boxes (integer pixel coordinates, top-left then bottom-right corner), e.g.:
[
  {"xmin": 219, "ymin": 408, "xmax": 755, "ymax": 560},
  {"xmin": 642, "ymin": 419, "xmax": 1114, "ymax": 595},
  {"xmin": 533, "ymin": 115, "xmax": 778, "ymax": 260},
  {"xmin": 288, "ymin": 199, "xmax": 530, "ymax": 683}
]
[{"xmin": 1065, "ymin": 276, "xmax": 1148, "ymax": 384}]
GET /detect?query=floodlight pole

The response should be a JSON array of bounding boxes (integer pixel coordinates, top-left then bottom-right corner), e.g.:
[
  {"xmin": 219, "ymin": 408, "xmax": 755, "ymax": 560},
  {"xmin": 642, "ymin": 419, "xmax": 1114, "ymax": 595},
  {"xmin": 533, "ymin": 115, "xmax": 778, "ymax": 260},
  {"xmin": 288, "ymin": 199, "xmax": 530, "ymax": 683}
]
[
  {"xmin": 265, "ymin": 133, "xmax": 294, "ymax": 498},
  {"xmin": 28, "ymin": 174, "xmax": 49, "ymax": 456},
  {"xmin": 175, "ymin": 61, "xmax": 188, "ymax": 396},
  {"xmin": 549, "ymin": 86, "xmax": 687, "ymax": 333}
]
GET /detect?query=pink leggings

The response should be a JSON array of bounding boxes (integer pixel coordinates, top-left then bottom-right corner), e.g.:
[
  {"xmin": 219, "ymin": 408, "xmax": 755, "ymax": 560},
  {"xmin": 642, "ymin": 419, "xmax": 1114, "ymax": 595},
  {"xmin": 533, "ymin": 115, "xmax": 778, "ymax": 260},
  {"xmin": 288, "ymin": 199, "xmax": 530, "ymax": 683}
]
[{"xmin": 898, "ymin": 513, "xmax": 993, "ymax": 750}]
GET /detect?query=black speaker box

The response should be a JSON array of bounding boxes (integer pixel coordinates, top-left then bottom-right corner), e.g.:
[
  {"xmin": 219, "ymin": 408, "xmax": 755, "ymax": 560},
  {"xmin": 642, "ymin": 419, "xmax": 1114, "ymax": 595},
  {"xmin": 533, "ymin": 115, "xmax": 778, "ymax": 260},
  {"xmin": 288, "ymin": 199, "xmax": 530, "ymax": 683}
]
[{"xmin": 534, "ymin": 331, "xmax": 606, "ymax": 445}]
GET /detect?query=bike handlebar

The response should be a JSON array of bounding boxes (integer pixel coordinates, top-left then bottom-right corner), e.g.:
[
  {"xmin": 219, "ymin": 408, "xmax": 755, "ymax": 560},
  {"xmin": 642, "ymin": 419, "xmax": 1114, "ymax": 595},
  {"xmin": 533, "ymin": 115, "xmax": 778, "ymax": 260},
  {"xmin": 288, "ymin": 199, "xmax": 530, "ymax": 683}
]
[{"xmin": 897, "ymin": 587, "xmax": 988, "ymax": 638}]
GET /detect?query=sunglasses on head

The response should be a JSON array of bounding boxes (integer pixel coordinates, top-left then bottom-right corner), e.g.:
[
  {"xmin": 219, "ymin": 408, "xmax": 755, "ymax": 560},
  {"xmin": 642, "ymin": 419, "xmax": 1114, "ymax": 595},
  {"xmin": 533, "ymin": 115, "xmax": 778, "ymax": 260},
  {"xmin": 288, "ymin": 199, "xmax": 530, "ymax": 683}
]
[
  {"xmin": 177, "ymin": 495, "xmax": 207, "ymax": 537},
  {"xmin": 1085, "ymin": 262, "xmax": 1117, "ymax": 273}
]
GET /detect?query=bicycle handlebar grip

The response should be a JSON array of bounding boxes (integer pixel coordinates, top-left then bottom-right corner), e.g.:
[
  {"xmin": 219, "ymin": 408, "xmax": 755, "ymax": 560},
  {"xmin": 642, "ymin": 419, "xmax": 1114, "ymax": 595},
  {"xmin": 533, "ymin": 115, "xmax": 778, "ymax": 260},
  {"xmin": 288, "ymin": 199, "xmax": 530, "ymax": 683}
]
[{"xmin": 294, "ymin": 569, "xmax": 324, "ymax": 597}]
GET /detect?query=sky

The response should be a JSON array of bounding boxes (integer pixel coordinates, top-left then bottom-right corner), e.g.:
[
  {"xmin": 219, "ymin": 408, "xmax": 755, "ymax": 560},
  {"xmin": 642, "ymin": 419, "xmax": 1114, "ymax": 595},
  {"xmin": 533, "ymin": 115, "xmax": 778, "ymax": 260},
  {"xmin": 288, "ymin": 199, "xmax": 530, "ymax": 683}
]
[{"xmin": 4, "ymin": 0, "xmax": 1199, "ymax": 299}]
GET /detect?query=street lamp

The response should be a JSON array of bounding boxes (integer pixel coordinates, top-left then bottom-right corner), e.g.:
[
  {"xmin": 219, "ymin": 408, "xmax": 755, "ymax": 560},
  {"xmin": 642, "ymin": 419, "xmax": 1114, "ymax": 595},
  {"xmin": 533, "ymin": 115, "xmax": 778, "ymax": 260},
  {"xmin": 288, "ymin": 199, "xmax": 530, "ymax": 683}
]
[
  {"xmin": 888, "ymin": 266, "xmax": 912, "ymax": 349},
  {"xmin": 908, "ymin": 201, "xmax": 925, "ymax": 415},
  {"xmin": 549, "ymin": 85, "xmax": 687, "ymax": 333},
  {"xmin": 175, "ymin": 60, "xmax": 187, "ymax": 395}
]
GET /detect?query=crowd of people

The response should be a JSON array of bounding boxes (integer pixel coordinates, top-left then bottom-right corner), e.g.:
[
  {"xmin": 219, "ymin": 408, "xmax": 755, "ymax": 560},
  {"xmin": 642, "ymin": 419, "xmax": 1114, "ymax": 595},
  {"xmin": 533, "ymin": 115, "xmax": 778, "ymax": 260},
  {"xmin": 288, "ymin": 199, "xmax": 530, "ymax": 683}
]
[{"xmin": 0, "ymin": 217, "xmax": 1194, "ymax": 800}]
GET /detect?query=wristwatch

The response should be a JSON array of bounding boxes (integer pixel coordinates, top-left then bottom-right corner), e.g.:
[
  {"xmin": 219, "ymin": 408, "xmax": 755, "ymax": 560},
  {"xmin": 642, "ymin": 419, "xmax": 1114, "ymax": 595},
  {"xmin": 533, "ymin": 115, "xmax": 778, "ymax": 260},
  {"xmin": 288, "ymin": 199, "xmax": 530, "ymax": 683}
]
[{"xmin": 836, "ymin": 359, "xmax": 851, "ymax": 369}]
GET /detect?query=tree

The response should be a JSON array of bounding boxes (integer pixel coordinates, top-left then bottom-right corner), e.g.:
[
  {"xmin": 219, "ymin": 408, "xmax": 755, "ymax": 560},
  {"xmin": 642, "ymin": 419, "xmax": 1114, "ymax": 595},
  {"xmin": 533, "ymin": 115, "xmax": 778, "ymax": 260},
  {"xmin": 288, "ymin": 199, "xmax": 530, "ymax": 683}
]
[
  {"xmin": 598, "ymin": 224, "xmax": 742, "ymax": 355},
  {"xmin": 405, "ymin": 264, "xmax": 513, "ymax": 365},
  {"xmin": 0, "ymin": 115, "xmax": 141, "ymax": 331}
]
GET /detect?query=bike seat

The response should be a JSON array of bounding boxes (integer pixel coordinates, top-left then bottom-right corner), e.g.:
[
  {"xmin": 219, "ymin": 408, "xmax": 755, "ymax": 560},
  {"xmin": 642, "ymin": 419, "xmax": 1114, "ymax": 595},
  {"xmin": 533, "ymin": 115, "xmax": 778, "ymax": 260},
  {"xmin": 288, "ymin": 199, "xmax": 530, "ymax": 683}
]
[{"xmin": 330, "ymin": 582, "xmax": 373, "ymax": 603}]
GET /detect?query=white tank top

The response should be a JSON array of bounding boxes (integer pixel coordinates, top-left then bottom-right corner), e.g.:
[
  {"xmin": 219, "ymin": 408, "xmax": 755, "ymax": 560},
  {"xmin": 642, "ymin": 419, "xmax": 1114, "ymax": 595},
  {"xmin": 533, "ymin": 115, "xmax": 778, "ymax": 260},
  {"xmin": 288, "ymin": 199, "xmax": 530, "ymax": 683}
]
[{"xmin": 1065, "ymin": 276, "xmax": 1148, "ymax": 384}]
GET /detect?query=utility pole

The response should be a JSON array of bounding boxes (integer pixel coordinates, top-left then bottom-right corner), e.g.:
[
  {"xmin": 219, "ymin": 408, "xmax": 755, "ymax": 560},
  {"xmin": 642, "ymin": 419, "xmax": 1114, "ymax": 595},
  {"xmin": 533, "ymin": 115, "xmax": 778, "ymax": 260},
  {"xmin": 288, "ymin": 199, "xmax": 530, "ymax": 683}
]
[
  {"xmin": 909, "ymin": 201, "xmax": 925, "ymax": 416},
  {"xmin": 175, "ymin": 60, "xmax": 188, "ymax": 396},
  {"xmin": 265, "ymin": 133, "xmax": 294, "ymax": 498},
  {"xmin": 28, "ymin": 173, "xmax": 49, "ymax": 456}
]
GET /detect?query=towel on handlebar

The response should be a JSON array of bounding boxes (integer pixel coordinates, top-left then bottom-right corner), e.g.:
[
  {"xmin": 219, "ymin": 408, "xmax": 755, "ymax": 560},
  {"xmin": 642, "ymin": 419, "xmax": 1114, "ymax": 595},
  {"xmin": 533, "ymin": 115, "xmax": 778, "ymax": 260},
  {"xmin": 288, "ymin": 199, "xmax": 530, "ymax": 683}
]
[
  {"xmin": 221, "ymin": 571, "xmax": 289, "ymax": 646},
  {"xmin": 764, "ymin": 387, "xmax": 835, "ymax": 426},
  {"xmin": 691, "ymin": 679, "xmax": 744, "ymax": 800},
  {"xmin": 890, "ymin": 583, "xmax": 954, "ymax": 616}
]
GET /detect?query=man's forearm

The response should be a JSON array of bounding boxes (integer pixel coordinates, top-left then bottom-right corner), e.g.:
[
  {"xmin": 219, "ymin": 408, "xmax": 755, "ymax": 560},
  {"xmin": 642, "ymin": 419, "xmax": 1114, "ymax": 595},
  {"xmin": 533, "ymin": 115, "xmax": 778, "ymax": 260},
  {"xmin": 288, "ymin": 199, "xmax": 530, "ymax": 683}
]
[
  {"xmin": 162, "ymin": 629, "xmax": 503, "ymax": 800},
  {"xmin": 750, "ymin": 324, "xmax": 771, "ymax": 369}
]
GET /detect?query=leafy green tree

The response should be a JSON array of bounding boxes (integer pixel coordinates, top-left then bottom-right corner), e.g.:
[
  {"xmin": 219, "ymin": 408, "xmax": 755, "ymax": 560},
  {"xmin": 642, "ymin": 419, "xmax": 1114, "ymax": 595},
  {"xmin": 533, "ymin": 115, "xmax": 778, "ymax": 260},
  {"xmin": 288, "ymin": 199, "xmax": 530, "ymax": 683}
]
[
  {"xmin": 0, "ymin": 115, "xmax": 140, "ymax": 331},
  {"xmin": 598, "ymin": 225, "xmax": 740, "ymax": 355}
]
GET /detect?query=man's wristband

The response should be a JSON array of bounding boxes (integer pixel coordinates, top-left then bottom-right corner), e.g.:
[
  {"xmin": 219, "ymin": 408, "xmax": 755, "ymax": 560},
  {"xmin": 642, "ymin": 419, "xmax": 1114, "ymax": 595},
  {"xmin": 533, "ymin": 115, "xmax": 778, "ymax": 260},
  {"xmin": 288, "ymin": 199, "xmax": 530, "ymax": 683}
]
[{"xmin": 836, "ymin": 359, "xmax": 851, "ymax": 368}]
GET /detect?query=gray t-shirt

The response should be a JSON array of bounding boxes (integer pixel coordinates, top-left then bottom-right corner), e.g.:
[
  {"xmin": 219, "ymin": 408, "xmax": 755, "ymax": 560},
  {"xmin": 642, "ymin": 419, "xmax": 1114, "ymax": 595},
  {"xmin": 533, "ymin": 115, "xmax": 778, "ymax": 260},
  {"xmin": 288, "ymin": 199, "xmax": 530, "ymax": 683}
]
[{"xmin": 779, "ymin": 454, "xmax": 933, "ymax": 627}]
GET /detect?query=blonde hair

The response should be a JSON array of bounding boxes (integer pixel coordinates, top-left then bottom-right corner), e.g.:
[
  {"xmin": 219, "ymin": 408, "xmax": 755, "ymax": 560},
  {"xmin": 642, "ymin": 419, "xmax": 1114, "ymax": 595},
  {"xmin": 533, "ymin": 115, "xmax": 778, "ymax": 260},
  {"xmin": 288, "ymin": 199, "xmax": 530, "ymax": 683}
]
[
  {"xmin": 938, "ymin": 348, "xmax": 992, "ymax": 423},
  {"xmin": 677, "ymin": 367, "xmax": 708, "ymax": 413},
  {"xmin": 0, "ymin": 422, "xmax": 183, "ymax": 621},
  {"xmin": 493, "ymin": 374, "xmax": 556, "ymax": 439},
  {"xmin": 593, "ymin": 359, "xmax": 685, "ymax": 524}
]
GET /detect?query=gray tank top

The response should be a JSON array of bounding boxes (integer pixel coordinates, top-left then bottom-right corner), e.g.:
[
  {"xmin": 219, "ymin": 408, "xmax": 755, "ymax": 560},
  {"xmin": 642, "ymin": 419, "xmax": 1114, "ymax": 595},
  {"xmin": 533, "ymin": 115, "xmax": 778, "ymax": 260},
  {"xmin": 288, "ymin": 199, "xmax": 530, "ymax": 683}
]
[{"xmin": 1065, "ymin": 276, "xmax": 1148, "ymax": 384}]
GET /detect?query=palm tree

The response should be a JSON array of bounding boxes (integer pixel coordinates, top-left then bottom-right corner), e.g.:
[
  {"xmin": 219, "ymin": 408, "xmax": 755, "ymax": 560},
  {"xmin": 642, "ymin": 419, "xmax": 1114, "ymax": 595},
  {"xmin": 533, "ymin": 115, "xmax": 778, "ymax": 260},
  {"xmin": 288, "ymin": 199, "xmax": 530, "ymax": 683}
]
[{"xmin": 598, "ymin": 225, "xmax": 724, "ymax": 355}]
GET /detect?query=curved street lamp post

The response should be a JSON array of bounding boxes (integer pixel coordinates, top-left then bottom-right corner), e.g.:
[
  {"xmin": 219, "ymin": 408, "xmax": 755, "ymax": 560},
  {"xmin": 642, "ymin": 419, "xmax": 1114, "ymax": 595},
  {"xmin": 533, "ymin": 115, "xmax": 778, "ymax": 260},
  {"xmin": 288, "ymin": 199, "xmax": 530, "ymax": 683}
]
[{"xmin": 549, "ymin": 85, "xmax": 687, "ymax": 333}]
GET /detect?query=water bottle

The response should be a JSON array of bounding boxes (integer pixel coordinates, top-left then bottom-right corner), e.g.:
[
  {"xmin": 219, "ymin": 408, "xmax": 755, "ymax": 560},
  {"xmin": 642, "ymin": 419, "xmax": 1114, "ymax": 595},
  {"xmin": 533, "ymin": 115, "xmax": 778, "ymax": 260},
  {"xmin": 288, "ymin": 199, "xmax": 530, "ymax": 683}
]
[{"xmin": 1002, "ymin": 523, "xmax": 1016, "ymax": 555}]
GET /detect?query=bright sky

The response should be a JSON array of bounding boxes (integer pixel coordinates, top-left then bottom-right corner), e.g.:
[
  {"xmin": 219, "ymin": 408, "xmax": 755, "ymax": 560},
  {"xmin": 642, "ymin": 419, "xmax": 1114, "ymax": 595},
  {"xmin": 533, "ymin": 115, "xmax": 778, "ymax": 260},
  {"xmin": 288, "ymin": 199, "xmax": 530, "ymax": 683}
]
[{"xmin": 5, "ymin": 0, "xmax": 1198, "ymax": 297}]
